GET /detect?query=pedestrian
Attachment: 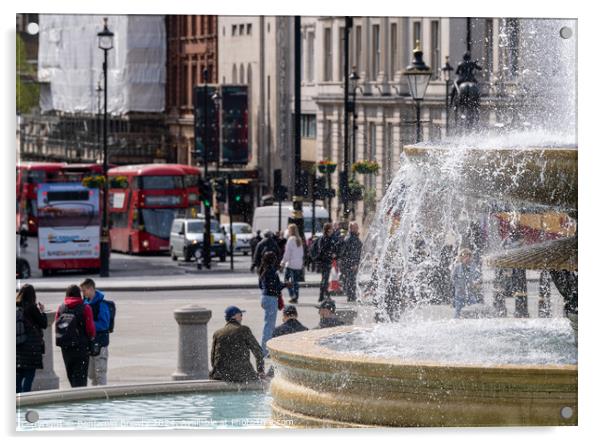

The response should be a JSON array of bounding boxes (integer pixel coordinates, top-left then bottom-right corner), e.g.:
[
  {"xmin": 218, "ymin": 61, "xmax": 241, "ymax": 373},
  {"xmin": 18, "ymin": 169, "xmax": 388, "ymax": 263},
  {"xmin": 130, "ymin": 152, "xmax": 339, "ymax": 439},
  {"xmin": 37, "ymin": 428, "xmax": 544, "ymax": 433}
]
[
  {"xmin": 250, "ymin": 230, "xmax": 262, "ymax": 259},
  {"xmin": 272, "ymin": 305, "xmax": 309, "ymax": 338},
  {"xmin": 313, "ymin": 222, "xmax": 337, "ymax": 302},
  {"xmin": 16, "ymin": 284, "xmax": 47, "ymax": 393},
  {"xmin": 338, "ymin": 221, "xmax": 362, "ymax": 302},
  {"xmin": 451, "ymin": 248, "xmax": 482, "ymax": 318},
  {"xmin": 55, "ymin": 285, "xmax": 96, "ymax": 388},
  {"xmin": 314, "ymin": 299, "xmax": 345, "ymax": 329},
  {"xmin": 251, "ymin": 230, "xmax": 280, "ymax": 272},
  {"xmin": 275, "ymin": 230, "xmax": 287, "ymax": 262},
  {"xmin": 80, "ymin": 278, "xmax": 111, "ymax": 386},
  {"xmin": 258, "ymin": 251, "xmax": 291, "ymax": 357},
  {"xmin": 209, "ymin": 306, "xmax": 265, "ymax": 383},
  {"xmin": 280, "ymin": 224, "xmax": 305, "ymax": 304}
]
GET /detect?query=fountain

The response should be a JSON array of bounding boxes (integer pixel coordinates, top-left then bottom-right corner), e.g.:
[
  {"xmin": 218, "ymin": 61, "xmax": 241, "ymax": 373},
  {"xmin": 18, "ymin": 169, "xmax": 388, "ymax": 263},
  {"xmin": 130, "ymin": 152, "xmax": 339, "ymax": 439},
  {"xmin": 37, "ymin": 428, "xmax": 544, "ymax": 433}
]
[{"xmin": 268, "ymin": 19, "xmax": 577, "ymax": 428}]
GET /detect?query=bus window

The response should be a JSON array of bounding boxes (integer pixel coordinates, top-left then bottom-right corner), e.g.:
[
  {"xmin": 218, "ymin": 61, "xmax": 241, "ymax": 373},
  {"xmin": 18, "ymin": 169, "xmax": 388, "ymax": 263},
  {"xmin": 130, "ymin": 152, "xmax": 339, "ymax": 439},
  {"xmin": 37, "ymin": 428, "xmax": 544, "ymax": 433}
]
[
  {"xmin": 140, "ymin": 208, "xmax": 178, "ymax": 239},
  {"xmin": 141, "ymin": 176, "xmax": 184, "ymax": 190}
]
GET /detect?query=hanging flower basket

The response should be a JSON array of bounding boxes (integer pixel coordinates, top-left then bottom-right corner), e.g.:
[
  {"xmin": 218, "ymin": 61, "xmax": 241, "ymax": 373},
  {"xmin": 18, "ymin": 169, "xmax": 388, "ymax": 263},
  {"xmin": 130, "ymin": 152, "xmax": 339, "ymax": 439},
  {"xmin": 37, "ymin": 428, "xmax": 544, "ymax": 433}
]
[
  {"xmin": 352, "ymin": 160, "xmax": 380, "ymax": 175},
  {"xmin": 110, "ymin": 175, "xmax": 129, "ymax": 189},
  {"xmin": 318, "ymin": 160, "xmax": 337, "ymax": 174},
  {"xmin": 82, "ymin": 175, "xmax": 105, "ymax": 189},
  {"xmin": 347, "ymin": 179, "xmax": 364, "ymax": 201}
]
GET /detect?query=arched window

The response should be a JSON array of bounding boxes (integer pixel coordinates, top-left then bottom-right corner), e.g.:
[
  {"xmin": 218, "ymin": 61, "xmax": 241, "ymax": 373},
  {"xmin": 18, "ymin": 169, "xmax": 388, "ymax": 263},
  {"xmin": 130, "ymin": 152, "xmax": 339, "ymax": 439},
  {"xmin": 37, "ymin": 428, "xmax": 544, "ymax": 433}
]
[
  {"xmin": 247, "ymin": 64, "xmax": 252, "ymax": 86},
  {"xmin": 239, "ymin": 64, "xmax": 245, "ymax": 84},
  {"xmin": 232, "ymin": 65, "xmax": 237, "ymax": 84}
]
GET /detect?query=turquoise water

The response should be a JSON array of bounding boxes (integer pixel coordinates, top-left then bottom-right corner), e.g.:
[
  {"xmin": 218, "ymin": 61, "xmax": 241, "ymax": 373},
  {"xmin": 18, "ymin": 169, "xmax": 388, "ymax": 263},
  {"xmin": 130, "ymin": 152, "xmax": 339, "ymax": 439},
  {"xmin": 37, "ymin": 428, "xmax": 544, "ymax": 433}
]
[{"xmin": 17, "ymin": 391, "xmax": 274, "ymax": 430}]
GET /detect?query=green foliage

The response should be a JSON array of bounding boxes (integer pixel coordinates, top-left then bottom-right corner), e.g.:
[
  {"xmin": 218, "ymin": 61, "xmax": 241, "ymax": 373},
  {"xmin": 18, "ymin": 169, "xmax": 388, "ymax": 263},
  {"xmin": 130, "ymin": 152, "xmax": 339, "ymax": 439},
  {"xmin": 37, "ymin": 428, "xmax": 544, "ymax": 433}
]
[{"xmin": 16, "ymin": 34, "xmax": 40, "ymax": 114}]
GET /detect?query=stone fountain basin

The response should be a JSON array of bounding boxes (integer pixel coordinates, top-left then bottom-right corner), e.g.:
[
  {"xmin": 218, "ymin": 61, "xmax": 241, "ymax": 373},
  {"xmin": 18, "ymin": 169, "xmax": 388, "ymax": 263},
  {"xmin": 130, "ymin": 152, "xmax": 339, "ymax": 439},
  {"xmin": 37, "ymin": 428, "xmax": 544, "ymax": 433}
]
[
  {"xmin": 403, "ymin": 146, "xmax": 577, "ymax": 212},
  {"xmin": 268, "ymin": 326, "xmax": 577, "ymax": 428}
]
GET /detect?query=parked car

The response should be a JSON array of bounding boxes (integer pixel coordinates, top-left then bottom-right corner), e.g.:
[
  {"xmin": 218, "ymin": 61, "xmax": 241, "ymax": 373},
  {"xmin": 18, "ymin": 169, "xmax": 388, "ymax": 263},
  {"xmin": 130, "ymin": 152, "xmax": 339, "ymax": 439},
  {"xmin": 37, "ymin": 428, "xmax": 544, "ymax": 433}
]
[
  {"xmin": 169, "ymin": 218, "xmax": 227, "ymax": 262},
  {"xmin": 16, "ymin": 256, "xmax": 31, "ymax": 279},
  {"xmin": 221, "ymin": 222, "xmax": 253, "ymax": 255}
]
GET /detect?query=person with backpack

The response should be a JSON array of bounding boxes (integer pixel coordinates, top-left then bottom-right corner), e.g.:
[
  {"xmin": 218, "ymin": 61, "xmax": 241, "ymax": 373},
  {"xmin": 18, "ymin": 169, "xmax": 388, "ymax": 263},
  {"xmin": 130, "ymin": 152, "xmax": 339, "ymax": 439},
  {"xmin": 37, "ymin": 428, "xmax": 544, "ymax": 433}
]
[
  {"xmin": 16, "ymin": 284, "xmax": 47, "ymax": 393},
  {"xmin": 251, "ymin": 230, "xmax": 280, "ymax": 272},
  {"xmin": 80, "ymin": 278, "xmax": 113, "ymax": 386},
  {"xmin": 313, "ymin": 222, "xmax": 337, "ymax": 302},
  {"xmin": 55, "ymin": 285, "xmax": 96, "ymax": 388}
]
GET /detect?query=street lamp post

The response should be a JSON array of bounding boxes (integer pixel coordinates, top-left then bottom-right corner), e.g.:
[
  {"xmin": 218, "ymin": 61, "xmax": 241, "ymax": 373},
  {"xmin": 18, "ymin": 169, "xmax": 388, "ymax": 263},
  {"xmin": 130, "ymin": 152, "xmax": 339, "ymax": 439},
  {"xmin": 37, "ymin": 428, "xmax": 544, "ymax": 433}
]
[
  {"xmin": 97, "ymin": 17, "xmax": 113, "ymax": 278},
  {"xmin": 211, "ymin": 90, "xmax": 222, "ymax": 224},
  {"xmin": 202, "ymin": 68, "xmax": 211, "ymax": 269},
  {"xmin": 403, "ymin": 42, "xmax": 432, "ymax": 143},
  {"xmin": 349, "ymin": 68, "xmax": 360, "ymax": 171},
  {"xmin": 95, "ymin": 81, "xmax": 102, "ymax": 151},
  {"xmin": 442, "ymin": 56, "xmax": 454, "ymax": 135}
]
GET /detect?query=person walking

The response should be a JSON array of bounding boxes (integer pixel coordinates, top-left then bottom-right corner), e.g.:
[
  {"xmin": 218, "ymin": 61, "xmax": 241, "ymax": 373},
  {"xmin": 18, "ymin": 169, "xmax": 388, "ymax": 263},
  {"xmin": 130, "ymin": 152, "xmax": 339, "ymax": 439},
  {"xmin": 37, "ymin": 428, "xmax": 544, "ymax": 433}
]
[
  {"xmin": 314, "ymin": 299, "xmax": 345, "ymax": 329},
  {"xmin": 338, "ymin": 221, "xmax": 363, "ymax": 302},
  {"xmin": 280, "ymin": 224, "xmax": 305, "ymax": 304},
  {"xmin": 272, "ymin": 305, "xmax": 308, "ymax": 338},
  {"xmin": 16, "ymin": 284, "xmax": 47, "ymax": 393},
  {"xmin": 451, "ymin": 248, "xmax": 482, "ymax": 318},
  {"xmin": 251, "ymin": 230, "xmax": 280, "ymax": 272},
  {"xmin": 55, "ymin": 285, "xmax": 96, "ymax": 388},
  {"xmin": 313, "ymin": 223, "xmax": 337, "ymax": 302},
  {"xmin": 209, "ymin": 306, "xmax": 265, "ymax": 383},
  {"xmin": 80, "ymin": 278, "xmax": 111, "ymax": 386},
  {"xmin": 250, "ymin": 230, "xmax": 262, "ymax": 259},
  {"xmin": 258, "ymin": 251, "xmax": 291, "ymax": 357}
]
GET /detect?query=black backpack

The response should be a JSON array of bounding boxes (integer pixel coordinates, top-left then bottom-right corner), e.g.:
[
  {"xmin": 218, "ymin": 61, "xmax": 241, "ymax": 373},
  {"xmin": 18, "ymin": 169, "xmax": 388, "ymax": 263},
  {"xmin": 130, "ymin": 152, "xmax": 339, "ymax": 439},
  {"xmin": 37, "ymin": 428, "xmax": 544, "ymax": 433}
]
[
  {"xmin": 16, "ymin": 307, "xmax": 27, "ymax": 346},
  {"xmin": 90, "ymin": 299, "xmax": 116, "ymax": 333},
  {"xmin": 55, "ymin": 304, "xmax": 86, "ymax": 348}
]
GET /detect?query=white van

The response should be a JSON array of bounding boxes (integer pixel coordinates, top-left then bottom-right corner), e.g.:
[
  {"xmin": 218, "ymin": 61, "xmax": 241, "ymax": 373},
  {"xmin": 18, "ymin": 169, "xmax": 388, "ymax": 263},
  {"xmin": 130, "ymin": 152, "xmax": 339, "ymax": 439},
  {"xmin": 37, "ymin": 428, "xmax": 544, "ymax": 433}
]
[
  {"xmin": 169, "ymin": 218, "xmax": 227, "ymax": 262},
  {"xmin": 252, "ymin": 203, "xmax": 330, "ymax": 241}
]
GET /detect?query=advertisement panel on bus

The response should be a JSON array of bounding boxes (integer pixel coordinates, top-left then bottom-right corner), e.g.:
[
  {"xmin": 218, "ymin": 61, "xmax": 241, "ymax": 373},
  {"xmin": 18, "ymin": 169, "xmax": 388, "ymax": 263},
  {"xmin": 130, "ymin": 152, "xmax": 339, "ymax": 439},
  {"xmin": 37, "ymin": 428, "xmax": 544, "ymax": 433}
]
[{"xmin": 37, "ymin": 183, "xmax": 100, "ymax": 273}]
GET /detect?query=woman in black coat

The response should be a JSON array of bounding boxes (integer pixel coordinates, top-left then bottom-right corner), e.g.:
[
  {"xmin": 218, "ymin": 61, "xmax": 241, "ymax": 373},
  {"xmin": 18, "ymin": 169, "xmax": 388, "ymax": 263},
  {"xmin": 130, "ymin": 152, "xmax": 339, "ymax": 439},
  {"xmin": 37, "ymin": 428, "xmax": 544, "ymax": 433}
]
[{"xmin": 16, "ymin": 284, "xmax": 47, "ymax": 393}]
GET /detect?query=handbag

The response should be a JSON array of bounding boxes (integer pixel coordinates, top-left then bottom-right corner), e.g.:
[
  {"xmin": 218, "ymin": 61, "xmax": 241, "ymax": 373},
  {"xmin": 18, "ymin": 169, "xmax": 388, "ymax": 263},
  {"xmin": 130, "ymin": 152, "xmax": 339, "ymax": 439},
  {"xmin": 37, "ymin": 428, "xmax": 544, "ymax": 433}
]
[{"xmin": 277, "ymin": 293, "xmax": 285, "ymax": 311}]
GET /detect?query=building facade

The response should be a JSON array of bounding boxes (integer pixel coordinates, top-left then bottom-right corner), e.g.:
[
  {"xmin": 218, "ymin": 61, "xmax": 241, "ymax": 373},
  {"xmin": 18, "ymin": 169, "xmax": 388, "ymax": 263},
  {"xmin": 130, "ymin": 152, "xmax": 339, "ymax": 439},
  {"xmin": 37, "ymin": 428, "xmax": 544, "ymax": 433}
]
[{"xmin": 165, "ymin": 15, "xmax": 218, "ymax": 165}]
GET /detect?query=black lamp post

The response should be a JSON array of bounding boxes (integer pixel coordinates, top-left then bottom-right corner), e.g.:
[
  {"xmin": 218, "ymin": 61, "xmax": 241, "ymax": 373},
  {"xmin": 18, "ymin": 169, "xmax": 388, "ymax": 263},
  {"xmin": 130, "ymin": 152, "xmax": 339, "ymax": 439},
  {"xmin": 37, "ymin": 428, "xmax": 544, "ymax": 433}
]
[
  {"xmin": 211, "ymin": 90, "xmax": 222, "ymax": 224},
  {"xmin": 403, "ymin": 42, "xmax": 432, "ymax": 143},
  {"xmin": 441, "ymin": 56, "xmax": 453, "ymax": 135},
  {"xmin": 95, "ymin": 81, "xmax": 103, "ymax": 150},
  {"xmin": 349, "ymin": 68, "xmax": 360, "ymax": 169},
  {"xmin": 202, "ymin": 68, "xmax": 211, "ymax": 269},
  {"xmin": 97, "ymin": 17, "xmax": 113, "ymax": 278}
]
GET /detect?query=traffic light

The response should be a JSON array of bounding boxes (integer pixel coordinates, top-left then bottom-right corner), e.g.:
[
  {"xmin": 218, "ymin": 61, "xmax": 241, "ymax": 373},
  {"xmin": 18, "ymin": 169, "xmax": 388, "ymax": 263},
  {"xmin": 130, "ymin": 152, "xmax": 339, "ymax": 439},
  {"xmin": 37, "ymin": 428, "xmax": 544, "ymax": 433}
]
[
  {"xmin": 273, "ymin": 169, "xmax": 288, "ymax": 201},
  {"xmin": 299, "ymin": 170, "xmax": 310, "ymax": 197},
  {"xmin": 314, "ymin": 175, "xmax": 335, "ymax": 200},
  {"xmin": 339, "ymin": 170, "xmax": 349, "ymax": 205},
  {"xmin": 214, "ymin": 178, "xmax": 227, "ymax": 203},
  {"xmin": 199, "ymin": 179, "xmax": 213, "ymax": 208}
]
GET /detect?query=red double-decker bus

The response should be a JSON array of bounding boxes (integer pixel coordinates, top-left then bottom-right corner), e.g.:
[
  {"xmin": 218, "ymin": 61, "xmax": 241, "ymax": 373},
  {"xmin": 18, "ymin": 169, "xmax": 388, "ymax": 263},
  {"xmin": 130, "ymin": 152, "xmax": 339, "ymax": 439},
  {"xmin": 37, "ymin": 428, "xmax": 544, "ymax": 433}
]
[
  {"xmin": 108, "ymin": 164, "xmax": 201, "ymax": 254},
  {"xmin": 16, "ymin": 162, "xmax": 107, "ymax": 235}
]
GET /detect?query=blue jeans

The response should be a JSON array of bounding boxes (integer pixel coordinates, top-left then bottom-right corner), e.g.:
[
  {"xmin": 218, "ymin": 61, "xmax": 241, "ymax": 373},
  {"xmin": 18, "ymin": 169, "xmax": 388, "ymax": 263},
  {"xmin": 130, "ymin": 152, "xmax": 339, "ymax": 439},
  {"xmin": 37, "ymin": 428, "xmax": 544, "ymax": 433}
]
[
  {"xmin": 285, "ymin": 268, "xmax": 302, "ymax": 300},
  {"xmin": 261, "ymin": 294, "xmax": 279, "ymax": 357},
  {"xmin": 16, "ymin": 368, "xmax": 36, "ymax": 393}
]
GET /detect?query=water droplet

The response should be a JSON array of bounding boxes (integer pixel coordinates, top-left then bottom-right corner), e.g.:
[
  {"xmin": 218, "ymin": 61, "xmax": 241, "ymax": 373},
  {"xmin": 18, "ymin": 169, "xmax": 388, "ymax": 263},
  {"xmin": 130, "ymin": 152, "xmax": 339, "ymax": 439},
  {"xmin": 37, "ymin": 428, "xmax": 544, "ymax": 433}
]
[
  {"xmin": 559, "ymin": 27, "xmax": 573, "ymax": 39},
  {"xmin": 560, "ymin": 406, "xmax": 573, "ymax": 419},
  {"xmin": 25, "ymin": 410, "xmax": 39, "ymax": 423}
]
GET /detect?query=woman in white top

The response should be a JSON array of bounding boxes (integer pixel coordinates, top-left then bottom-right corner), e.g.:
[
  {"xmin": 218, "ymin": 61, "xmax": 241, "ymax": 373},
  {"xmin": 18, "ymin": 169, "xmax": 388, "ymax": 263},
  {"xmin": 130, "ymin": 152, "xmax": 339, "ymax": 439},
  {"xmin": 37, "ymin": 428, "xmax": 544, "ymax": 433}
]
[{"xmin": 280, "ymin": 224, "xmax": 305, "ymax": 303}]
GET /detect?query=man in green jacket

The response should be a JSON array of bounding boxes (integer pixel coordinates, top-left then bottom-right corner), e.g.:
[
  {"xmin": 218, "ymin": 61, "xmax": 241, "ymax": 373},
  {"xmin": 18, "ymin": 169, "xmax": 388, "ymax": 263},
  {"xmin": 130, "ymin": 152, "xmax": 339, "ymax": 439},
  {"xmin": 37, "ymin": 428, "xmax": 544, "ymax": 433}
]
[{"xmin": 209, "ymin": 306, "xmax": 265, "ymax": 383}]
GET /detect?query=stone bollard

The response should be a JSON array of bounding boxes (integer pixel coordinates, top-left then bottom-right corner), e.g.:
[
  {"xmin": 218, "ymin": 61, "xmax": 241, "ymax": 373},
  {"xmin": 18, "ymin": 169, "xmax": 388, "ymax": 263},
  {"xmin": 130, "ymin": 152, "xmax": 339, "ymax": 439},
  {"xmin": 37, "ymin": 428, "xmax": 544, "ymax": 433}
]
[
  {"xmin": 172, "ymin": 306, "xmax": 212, "ymax": 381},
  {"xmin": 31, "ymin": 310, "xmax": 60, "ymax": 391},
  {"xmin": 337, "ymin": 308, "xmax": 357, "ymax": 326}
]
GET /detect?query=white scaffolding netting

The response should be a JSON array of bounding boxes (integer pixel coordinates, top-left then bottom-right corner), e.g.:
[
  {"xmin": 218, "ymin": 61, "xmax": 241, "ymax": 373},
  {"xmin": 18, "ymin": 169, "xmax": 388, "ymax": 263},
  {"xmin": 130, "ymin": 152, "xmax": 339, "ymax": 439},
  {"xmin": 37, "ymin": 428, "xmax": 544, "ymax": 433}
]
[{"xmin": 38, "ymin": 14, "xmax": 166, "ymax": 114}]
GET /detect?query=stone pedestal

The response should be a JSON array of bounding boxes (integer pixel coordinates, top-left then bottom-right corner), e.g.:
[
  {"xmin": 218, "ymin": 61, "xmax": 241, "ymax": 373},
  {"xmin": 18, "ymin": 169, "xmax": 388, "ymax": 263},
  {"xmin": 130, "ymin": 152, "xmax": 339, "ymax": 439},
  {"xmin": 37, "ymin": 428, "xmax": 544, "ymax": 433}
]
[
  {"xmin": 172, "ymin": 306, "xmax": 212, "ymax": 381},
  {"xmin": 31, "ymin": 310, "xmax": 60, "ymax": 391}
]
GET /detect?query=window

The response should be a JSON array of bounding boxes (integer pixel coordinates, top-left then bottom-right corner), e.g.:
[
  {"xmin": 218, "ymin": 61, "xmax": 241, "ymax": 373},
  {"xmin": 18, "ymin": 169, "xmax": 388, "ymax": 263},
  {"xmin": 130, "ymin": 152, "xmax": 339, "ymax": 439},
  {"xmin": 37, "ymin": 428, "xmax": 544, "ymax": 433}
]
[
  {"xmin": 232, "ymin": 25, "xmax": 237, "ymax": 36},
  {"xmin": 191, "ymin": 16, "xmax": 196, "ymax": 37},
  {"xmin": 232, "ymin": 65, "xmax": 237, "ymax": 83},
  {"xmin": 390, "ymin": 23, "xmax": 397, "ymax": 78},
  {"xmin": 355, "ymin": 26, "xmax": 362, "ymax": 72},
  {"xmin": 485, "ymin": 19, "xmax": 494, "ymax": 79},
  {"xmin": 430, "ymin": 20, "xmax": 440, "ymax": 79},
  {"xmin": 247, "ymin": 23, "xmax": 252, "ymax": 35},
  {"xmin": 324, "ymin": 28, "xmax": 332, "ymax": 81},
  {"xmin": 307, "ymin": 31, "xmax": 315, "ymax": 82},
  {"xmin": 301, "ymin": 114, "xmax": 317, "ymax": 139},
  {"xmin": 240, "ymin": 64, "xmax": 245, "ymax": 84},
  {"xmin": 239, "ymin": 24, "xmax": 244, "ymax": 35},
  {"xmin": 372, "ymin": 25, "xmax": 380, "ymax": 80},
  {"xmin": 141, "ymin": 176, "xmax": 183, "ymax": 190},
  {"xmin": 413, "ymin": 21, "xmax": 421, "ymax": 48},
  {"xmin": 339, "ymin": 26, "xmax": 345, "ymax": 81}
]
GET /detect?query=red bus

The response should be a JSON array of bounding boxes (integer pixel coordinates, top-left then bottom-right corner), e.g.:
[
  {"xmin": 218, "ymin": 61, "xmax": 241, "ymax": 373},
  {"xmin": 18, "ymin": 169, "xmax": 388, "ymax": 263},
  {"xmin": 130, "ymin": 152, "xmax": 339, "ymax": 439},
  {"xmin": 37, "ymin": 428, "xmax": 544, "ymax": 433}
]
[
  {"xmin": 108, "ymin": 164, "xmax": 201, "ymax": 254},
  {"xmin": 17, "ymin": 162, "xmax": 107, "ymax": 235},
  {"xmin": 17, "ymin": 162, "xmax": 66, "ymax": 235}
]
